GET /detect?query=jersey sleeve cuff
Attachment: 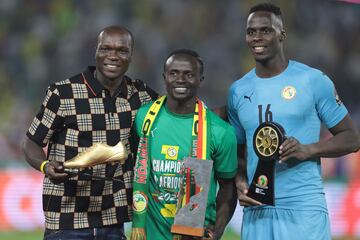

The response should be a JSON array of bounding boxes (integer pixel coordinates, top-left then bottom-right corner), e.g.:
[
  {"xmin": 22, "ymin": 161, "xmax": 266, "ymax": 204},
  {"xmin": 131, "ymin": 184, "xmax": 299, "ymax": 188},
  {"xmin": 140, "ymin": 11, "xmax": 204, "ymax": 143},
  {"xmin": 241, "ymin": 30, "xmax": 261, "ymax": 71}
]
[{"xmin": 215, "ymin": 169, "xmax": 237, "ymax": 179}]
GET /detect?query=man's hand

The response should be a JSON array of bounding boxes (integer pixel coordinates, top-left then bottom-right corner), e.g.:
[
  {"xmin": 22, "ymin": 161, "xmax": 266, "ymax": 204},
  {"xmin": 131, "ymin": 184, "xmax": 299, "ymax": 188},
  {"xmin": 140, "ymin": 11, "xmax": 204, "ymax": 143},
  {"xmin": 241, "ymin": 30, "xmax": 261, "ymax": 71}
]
[
  {"xmin": 180, "ymin": 226, "xmax": 215, "ymax": 240},
  {"xmin": 235, "ymin": 175, "xmax": 262, "ymax": 207},
  {"xmin": 279, "ymin": 137, "xmax": 311, "ymax": 162},
  {"xmin": 44, "ymin": 161, "xmax": 69, "ymax": 184},
  {"xmin": 201, "ymin": 227, "xmax": 215, "ymax": 240}
]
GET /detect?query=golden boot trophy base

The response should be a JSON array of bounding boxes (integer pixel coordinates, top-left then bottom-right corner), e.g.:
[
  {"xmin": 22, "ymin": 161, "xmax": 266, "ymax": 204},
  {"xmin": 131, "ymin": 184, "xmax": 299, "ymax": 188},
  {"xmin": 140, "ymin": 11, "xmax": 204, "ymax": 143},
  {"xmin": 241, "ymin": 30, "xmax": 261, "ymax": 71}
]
[{"xmin": 63, "ymin": 141, "xmax": 128, "ymax": 169}]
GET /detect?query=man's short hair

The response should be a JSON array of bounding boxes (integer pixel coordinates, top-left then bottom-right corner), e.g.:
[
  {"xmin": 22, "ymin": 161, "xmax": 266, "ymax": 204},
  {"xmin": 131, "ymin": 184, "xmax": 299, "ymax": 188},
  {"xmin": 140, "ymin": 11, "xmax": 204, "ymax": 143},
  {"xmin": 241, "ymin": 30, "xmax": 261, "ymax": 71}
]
[
  {"xmin": 164, "ymin": 49, "xmax": 204, "ymax": 75},
  {"xmin": 97, "ymin": 25, "xmax": 134, "ymax": 49},
  {"xmin": 249, "ymin": 3, "xmax": 282, "ymax": 19}
]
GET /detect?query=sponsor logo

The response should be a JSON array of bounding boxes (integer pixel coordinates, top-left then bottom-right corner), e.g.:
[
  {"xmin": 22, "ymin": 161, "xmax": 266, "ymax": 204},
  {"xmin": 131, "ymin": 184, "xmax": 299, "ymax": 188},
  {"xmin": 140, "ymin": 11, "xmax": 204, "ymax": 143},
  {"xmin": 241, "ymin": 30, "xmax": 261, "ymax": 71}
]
[
  {"xmin": 244, "ymin": 92, "xmax": 254, "ymax": 103},
  {"xmin": 256, "ymin": 175, "xmax": 268, "ymax": 188},
  {"xmin": 282, "ymin": 86, "xmax": 296, "ymax": 100},
  {"xmin": 133, "ymin": 191, "xmax": 148, "ymax": 213},
  {"xmin": 151, "ymin": 127, "xmax": 157, "ymax": 137}
]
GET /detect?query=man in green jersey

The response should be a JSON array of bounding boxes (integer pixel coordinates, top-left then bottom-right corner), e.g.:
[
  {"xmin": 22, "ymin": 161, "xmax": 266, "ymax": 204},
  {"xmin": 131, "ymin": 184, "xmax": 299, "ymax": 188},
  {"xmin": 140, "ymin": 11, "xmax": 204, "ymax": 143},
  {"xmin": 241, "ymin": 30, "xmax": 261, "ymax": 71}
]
[{"xmin": 131, "ymin": 49, "xmax": 238, "ymax": 240}]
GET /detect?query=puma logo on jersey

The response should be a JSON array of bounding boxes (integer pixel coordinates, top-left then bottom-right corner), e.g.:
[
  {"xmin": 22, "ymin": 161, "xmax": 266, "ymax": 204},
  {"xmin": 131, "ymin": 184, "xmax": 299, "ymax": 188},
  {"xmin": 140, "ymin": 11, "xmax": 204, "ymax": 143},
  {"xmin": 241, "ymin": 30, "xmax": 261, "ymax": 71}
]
[
  {"xmin": 151, "ymin": 127, "xmax": 157, "ymax": 137},
  {"xmin": 244, "ymin": 92, "xmax": 253, "ymax": 102}
]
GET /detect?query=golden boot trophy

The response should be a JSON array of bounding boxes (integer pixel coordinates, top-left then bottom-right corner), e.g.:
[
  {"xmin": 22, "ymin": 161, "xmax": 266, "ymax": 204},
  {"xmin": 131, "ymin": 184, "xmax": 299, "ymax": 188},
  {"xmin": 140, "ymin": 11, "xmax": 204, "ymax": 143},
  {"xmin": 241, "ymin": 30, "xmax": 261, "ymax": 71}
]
[{"xmin": 63, "ymin": 141, "xmax": 128, "ymax": 169}]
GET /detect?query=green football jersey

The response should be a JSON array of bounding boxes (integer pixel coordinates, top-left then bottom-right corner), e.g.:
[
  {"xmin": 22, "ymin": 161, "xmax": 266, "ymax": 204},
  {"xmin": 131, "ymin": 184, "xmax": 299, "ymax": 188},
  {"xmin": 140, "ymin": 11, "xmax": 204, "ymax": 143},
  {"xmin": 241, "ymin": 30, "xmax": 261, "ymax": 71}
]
[{"xmin": 134, "ymin": 103, "xmax": 237, "ymax": 240}]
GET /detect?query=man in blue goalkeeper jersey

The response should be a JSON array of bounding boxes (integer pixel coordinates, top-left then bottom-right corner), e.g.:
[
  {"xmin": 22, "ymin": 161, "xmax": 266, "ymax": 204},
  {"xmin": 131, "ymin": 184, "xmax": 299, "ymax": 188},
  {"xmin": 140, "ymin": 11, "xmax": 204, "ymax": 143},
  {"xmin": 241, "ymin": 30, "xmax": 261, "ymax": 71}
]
[{"xmin": 227, "ymin": 3, "xmax": 360, "ymax": 240}]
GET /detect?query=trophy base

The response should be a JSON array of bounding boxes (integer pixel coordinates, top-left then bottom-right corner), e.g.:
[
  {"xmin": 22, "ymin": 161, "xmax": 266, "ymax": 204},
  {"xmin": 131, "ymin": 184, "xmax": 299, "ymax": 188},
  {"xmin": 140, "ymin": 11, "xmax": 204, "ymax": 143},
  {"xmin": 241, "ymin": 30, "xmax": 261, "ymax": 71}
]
[
  {"xmin": 247, "ymin": 160, "xmax": 275, "ymax": 206},
  {"xmin": 171, "ymin": 224, "xmax": 204, "ymax": 237}
]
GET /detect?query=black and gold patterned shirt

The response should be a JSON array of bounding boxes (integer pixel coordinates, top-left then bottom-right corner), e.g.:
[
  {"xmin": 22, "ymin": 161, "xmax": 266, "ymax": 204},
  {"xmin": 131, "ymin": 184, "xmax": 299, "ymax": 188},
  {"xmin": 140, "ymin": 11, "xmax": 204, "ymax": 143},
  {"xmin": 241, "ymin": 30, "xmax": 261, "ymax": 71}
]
[{"xmin": 26, "ymin": 66, "xmax": 158, "ymax": 230}]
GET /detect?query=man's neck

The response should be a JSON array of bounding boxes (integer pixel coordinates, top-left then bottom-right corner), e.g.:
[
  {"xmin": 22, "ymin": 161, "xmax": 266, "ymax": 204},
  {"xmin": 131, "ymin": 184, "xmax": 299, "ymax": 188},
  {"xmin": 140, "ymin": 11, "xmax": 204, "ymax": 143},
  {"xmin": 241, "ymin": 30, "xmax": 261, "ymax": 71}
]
[
  {"xmin": 255, "ymin": 54, "xmax": 288, "ymax": 78},
  {"xmin": 95, "ymin": 70, "xmax": 123, "ymax": 96},
  {"xmin": 166, "ymin": 97, "xmax": 197, "ymax": 115}
]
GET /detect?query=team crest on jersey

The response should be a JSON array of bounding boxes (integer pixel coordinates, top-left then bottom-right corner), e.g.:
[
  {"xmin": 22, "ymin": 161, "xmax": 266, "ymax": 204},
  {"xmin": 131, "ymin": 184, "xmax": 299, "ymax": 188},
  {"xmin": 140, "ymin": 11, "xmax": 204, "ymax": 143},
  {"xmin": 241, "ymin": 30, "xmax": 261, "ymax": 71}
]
[
  {"xmin": 161, "ymin": 145, "xmax": 179, "ymax": 160},
  {"xmin": 334, "ymin": 89, "xmax": 343, "ymax": 106},
  {"xmin": 282, "ymin": 86, "xmax": 296, "ymax": 100}
]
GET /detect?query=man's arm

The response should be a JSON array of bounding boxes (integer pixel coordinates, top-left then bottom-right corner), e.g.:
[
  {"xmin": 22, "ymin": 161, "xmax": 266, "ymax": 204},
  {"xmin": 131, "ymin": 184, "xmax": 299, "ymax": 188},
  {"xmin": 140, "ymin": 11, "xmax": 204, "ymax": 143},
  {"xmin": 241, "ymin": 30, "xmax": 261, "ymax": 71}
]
[
  {"xmin": 212, "ymin": 178, "xmax": 237, "ymax": 240},
  {"xmin": 227, "ymin": 95, "xmax": 260, "ymax": 205},
  {"xmin": 22, "ymin": 136, "xmax": 68, "ymax": 183},
  {"xmin": 279, "ymin": 115, "xmax": 360, "ymax": 162},
  {"xmin": 22, "ymin": 136, "xmax": 47, "ymax": 171},
  {"xmin": 235, "ymin": 144, "xmax": 262, "ymax": 207}
]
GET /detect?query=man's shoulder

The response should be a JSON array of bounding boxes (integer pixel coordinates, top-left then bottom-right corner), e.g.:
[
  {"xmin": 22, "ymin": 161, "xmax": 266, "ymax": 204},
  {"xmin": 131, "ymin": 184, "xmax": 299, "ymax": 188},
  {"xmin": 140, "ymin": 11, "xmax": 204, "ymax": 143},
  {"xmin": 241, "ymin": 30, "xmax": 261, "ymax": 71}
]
[
  {"xmin": 137, "ymin": 101, "xmax": 154, "ymax": 117},
  {"xmin": 135, "ymin": 101, "xmax": 157, "ymax": 133},
  {"xmin": 230, "ymin": 69, "xmax": 255, "ymax": 93},
  {"xmin": 125, "ymin": 76, "xmax": 158, "ymax": 100},
  {"xmin": 46, "ymin": 71, "xmax": 87, "ymax": 96},
  {"xmin": 288, "ymin": 61, "xmax": 331, "ymax": 93},
  {"xmin": 290, "ymin": 60, "xmax": 324, "ymax": 77},
  {"xmin": 291, "ymin": 60, "xmax": 315, "ymax": 70},
  {"xmin": 208, "ymin": 110, "xmax": 235, "ymax": 136},
  {"xmin": 125, "ymin": 76, "xmax": 144, "ymax": 88},
  {"xmin": 125, "ymin": 76, "xmax": 152, "ymax": 92},
  {"xmin": 139, "ymin": 101, "xmax": 153, "ymax": 110}
]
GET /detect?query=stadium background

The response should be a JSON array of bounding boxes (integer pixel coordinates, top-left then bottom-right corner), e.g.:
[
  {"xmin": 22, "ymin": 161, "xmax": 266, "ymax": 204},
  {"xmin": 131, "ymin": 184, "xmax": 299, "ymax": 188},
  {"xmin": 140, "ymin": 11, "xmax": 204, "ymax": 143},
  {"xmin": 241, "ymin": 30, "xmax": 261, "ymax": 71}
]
[{"xmin": 0, "ymin": 0, "xmax": 359, "ymax": 239}]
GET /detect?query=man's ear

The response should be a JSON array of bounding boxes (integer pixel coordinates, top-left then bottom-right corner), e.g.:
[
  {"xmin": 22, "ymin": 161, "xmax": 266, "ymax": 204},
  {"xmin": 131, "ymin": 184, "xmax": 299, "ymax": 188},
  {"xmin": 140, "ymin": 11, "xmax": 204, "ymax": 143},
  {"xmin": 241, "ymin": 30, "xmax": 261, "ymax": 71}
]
[
  {"xmin": 199, "ymin": 75, "xmax": 205, "ymax": 87},
  {"xmin": 280, "ymin": 30, "xmax": 286, "ymax": 42}
]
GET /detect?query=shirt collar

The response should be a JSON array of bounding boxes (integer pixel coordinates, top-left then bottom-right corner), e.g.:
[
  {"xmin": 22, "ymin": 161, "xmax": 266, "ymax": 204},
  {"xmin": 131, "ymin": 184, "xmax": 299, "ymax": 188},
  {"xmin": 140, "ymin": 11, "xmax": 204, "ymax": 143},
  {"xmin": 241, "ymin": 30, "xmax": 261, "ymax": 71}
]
[{"xmin": 82, "ymin": 66, "xmax": 137, "ymax": 99}]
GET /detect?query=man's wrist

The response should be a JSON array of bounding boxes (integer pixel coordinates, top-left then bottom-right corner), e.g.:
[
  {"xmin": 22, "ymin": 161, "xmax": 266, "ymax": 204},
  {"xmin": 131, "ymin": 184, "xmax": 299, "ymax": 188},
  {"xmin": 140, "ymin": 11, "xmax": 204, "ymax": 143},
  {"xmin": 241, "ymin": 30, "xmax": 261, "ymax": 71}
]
[
  {"xmin": 235, "ymin": 173, "xmax": 247, "ymax": 183},
  {"xmin": 306, "ymin": 143, "xmax": 318, "ymax": 159},
  {"xmin": 40, "ymin": 160, "xmax": 49, "ymax": 174}
]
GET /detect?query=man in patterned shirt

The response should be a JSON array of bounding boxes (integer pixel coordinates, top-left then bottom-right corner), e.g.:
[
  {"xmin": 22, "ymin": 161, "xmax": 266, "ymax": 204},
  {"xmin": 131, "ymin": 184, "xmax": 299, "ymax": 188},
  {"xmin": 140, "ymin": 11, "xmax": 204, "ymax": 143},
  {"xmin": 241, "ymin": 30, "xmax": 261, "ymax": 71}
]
[{"xmin": 22, "ymin": 25, "xmax": 158, "ymax": 239}]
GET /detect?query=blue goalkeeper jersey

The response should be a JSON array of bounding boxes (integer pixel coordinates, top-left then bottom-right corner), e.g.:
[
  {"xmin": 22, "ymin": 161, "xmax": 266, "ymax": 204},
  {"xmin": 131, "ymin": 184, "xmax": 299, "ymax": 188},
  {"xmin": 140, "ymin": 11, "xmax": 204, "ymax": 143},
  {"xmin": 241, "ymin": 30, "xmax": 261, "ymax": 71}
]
[{"xmin": 228, "ymin": 60, "xmax": 348, "ymax": 211}]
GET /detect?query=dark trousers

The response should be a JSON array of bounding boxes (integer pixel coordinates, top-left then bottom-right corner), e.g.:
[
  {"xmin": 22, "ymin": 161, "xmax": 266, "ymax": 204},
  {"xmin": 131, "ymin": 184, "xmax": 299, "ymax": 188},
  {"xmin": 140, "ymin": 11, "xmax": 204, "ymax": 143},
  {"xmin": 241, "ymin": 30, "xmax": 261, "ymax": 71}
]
[{"xmin": 44, "ymin": 224, "xmax": 126, "ymax": 240}]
